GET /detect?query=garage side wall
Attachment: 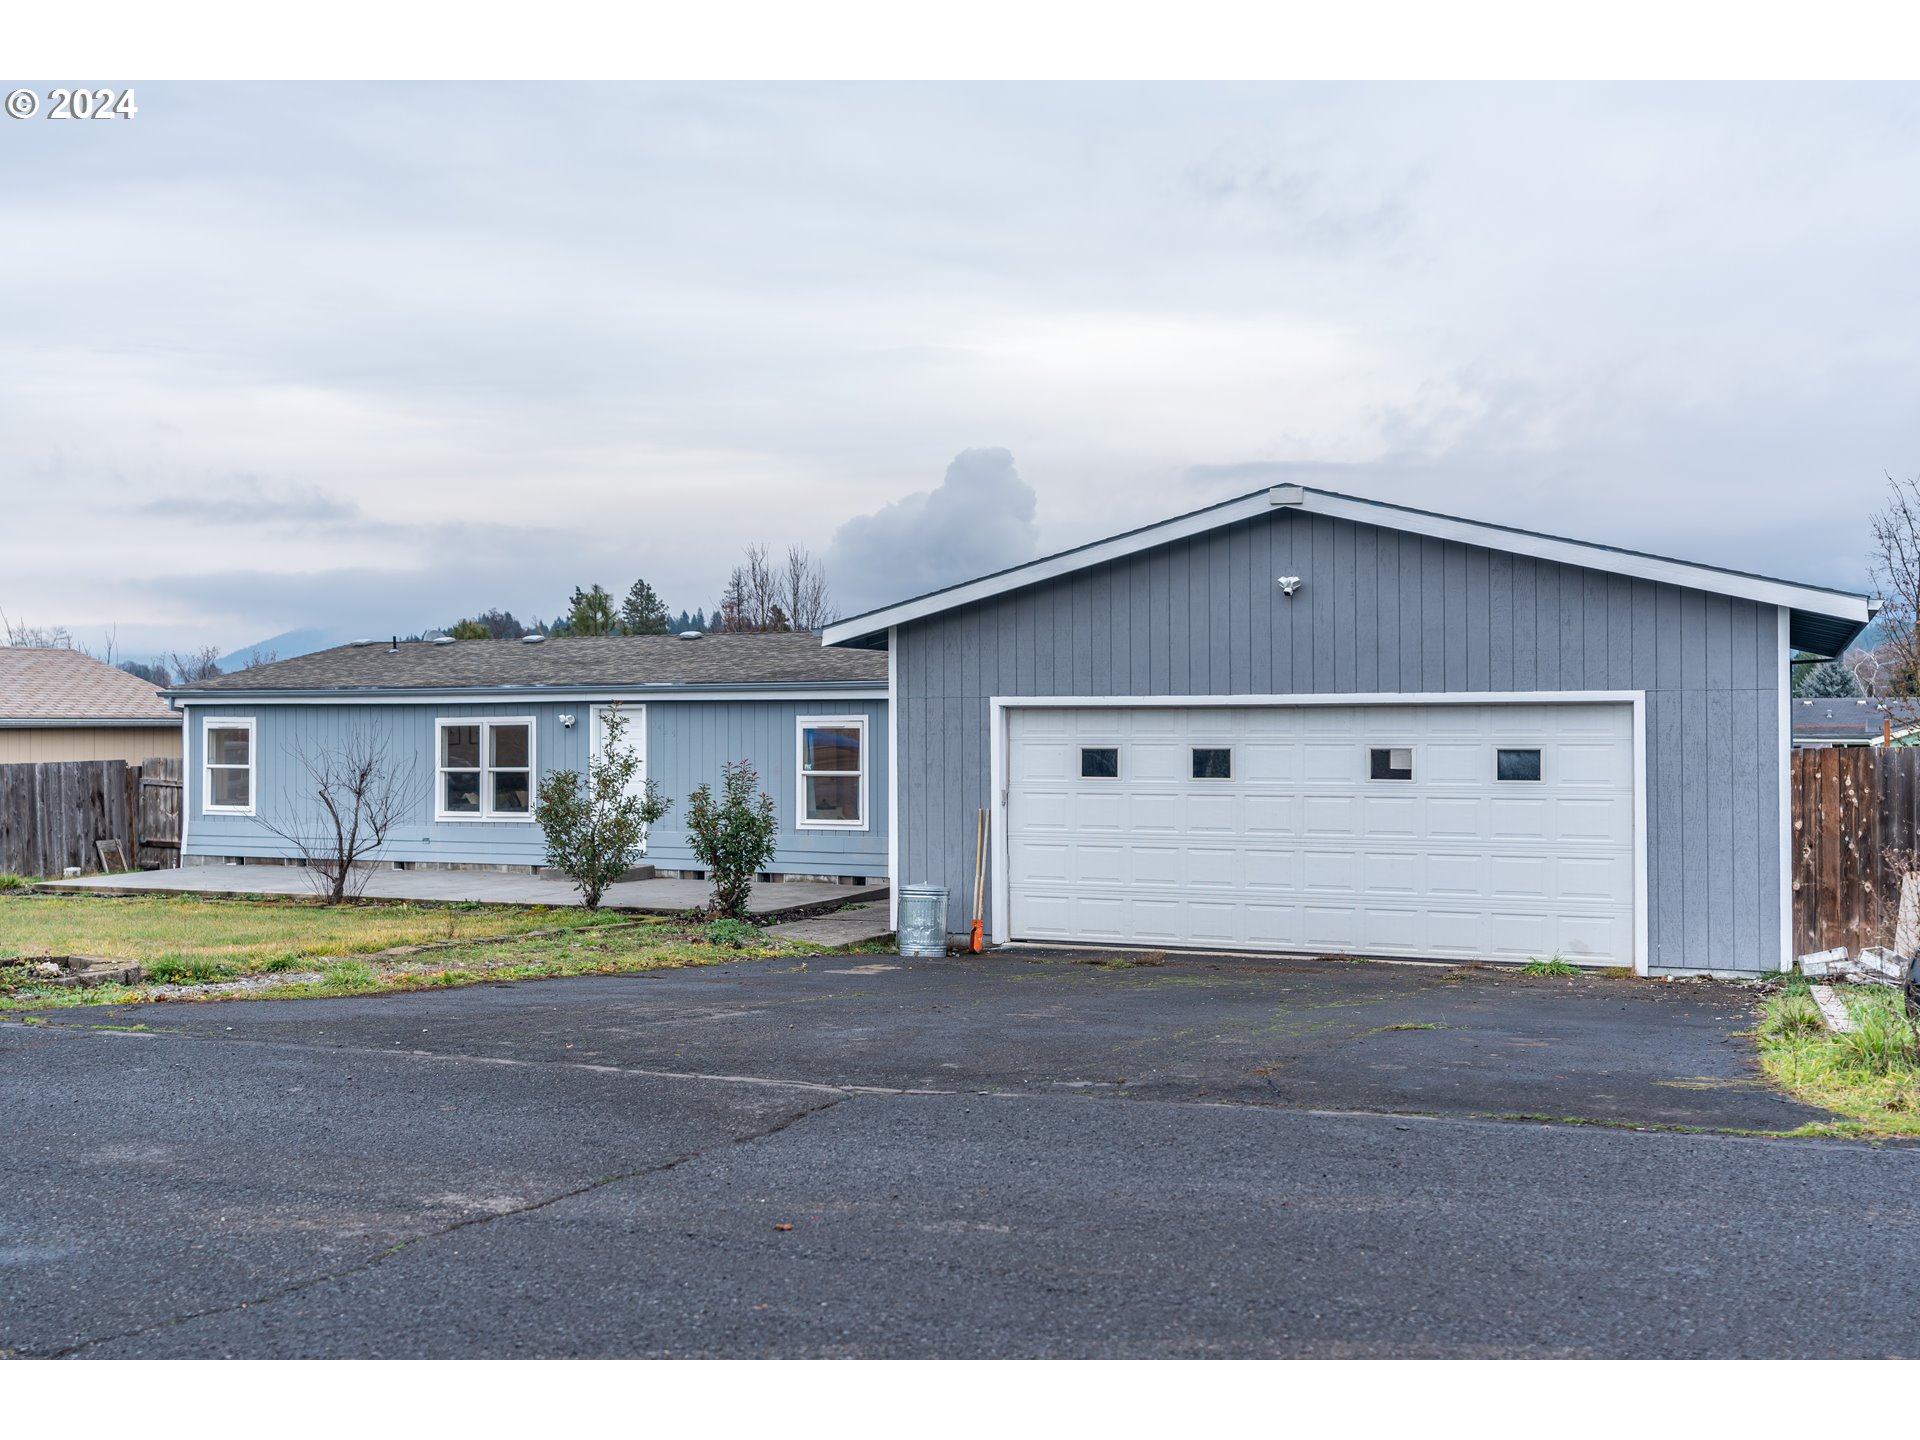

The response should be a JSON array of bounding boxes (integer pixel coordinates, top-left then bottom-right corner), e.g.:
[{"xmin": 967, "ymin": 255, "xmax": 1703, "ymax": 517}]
[{"xmin": 892, "ymin": 509, "xmax": 1783, "ymax": 974}]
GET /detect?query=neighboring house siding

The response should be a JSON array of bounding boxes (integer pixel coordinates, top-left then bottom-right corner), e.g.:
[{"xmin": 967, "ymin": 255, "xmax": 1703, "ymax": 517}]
[
  {"xmin": 0, "ymin": 725, "xmax": 183, "ymax": 765},
  {"xmin": 893, "ymin": 509, "xmax": 1782, "ymax": 974},
  {"xmin": 182, "ymin": 697, "xmax": 887, "ymax": 877}
]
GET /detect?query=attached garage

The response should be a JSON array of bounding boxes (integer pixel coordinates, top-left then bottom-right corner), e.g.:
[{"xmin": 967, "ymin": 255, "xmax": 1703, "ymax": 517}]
[
  {"xmin": 827, "ymin": 483, "xmax": 1874, "ymax": 977},
  {"xmin": 1002, "ymin": 699, "xmax": 1639, "ymax": 964}
]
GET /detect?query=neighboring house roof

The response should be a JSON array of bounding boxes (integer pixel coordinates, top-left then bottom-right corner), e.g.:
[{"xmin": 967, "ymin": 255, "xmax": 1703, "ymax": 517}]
[
  {"xmin": 1791, "ymin": 697, "xmax": 1920, "ymax": 747},
  {"xmin": 823, "ymin": 483, "xmax": 1877, "ymax": 656},
  {"xmin": 0, "ymin": 647, "xmax": 177, "ymax": 727},
  {"xmin": 168, "ymin": 632, "xmax": 888, "ymax": 698}
]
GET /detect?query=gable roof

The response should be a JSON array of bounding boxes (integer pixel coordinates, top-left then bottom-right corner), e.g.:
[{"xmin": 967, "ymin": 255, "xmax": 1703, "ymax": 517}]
[
  {"xmin": 0, "ymin": 647, "xmax": 176, "ymax": 726},
  {"xmin": 170, "ymin": 631, "xmax": 887, "ymax": 698},
  {"xmin": 822, "ymin": 483, "xmax": 1876, "ymax": 657}
]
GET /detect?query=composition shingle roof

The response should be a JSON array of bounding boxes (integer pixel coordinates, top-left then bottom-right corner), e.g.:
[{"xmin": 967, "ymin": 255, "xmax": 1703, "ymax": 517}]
[
  {"xmin": 0, "ymin": 647, "xmax": 176, "ymax": 723},
  {"xmin": 172, "ymin": 631, "xmax": 887, "ymax": 694}
]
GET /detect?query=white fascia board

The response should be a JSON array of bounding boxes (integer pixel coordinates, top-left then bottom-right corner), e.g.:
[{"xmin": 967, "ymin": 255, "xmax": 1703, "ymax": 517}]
[
  {"xmin": 824, "ymin": 485, "xmax": 1871, "ymax": 645},
  {"xmin": 169, "ymin": 687, "xmax": 888, "ymax": 706}
]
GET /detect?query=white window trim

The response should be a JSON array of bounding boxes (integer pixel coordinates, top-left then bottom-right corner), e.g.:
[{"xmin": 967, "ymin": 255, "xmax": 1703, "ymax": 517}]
[
  {"xmin": 1080, "ymin": 744, "xmax": 1123, "ymax": 780},
  {"xmin": 201, "ymin": 715, "xmax": 256, "ymax": 817},
  {"xmin": 434, "ymin": 716, "xmax": 538, "ymax": 823},
  {"xmin": 796, "ymin": 715, "xmax": 869, "ymax": 832}
]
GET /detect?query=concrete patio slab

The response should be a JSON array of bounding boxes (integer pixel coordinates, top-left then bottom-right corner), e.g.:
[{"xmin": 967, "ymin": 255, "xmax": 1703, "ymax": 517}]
[
  {"xmin": 762, "ymin": 899, "xmax": 894, "ymax": 948},
  {"xmin": 34, "ymin": 865, "xmax": 887, "ymax": 921}
]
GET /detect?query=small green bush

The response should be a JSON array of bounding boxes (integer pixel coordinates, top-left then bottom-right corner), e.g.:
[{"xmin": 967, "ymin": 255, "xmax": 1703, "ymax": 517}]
[
  {"xmin": 703, "ymin": 918, "xmax": 760, "ymax": 948},
  {"xmin": 684, "ymin": 760, "xmax": 778, "ymax": 919},
  {"xmin": 261, "ymin": 953, "xmax": 305, "ymax": 973},
  {"xmin": 0, "ymin": 873, "xmax": 29, "ymax": 891},
  {"xmin": 534, "ymin": 707, "xmax": 671, "ymax": 910}
]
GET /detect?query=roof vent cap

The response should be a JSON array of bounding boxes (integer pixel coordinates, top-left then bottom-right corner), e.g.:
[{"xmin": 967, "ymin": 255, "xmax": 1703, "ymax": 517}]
[
  {"xmin": 348, "ymin": 638, "xmax": 378, "ymax": 648},
  {"xmin": 432, "ymin": 635, "xmax": 457, "ymax": 646},
  {"xmin": 521, "ymin": 633, "xmax": 547, "ymax": 644},
  {"xmin": 678, "ymin": 631, "xmax": 702, "ymax": 640}
]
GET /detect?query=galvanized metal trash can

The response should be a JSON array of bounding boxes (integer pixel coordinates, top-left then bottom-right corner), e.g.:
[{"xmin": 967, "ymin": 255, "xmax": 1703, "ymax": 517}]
[{"xmin": 897, "ymin": 883, "xmax": 949, "ymax": 958}]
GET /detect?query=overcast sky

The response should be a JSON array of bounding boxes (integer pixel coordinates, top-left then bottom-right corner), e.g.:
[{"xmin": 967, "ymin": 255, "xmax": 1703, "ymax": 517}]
[{"xmin": 2, "ymin": 82, "xmax": 1915, "ymax": 658}]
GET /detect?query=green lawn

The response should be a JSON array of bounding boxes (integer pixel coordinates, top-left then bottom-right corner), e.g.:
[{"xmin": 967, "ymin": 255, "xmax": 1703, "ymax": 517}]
[
  {"xmin": 1757, "ymin": 976, "xmax": 1920, "ymax": 1137},
  {"xmin": 0, "ymin": 893, "xmax": 617, "ymax": 981},
  {"xmin": 0, "ymin": 894, "xmax": 806, "ymax": 1010}
]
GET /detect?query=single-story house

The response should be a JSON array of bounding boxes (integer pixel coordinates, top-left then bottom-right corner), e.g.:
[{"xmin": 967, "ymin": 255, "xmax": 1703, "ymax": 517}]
[
  {"xmin": 166, "ymin": 632, "xmax": 887, "ymax": 880},
  {"xmin": 1790, "ymin": 697, "xmax": 1920, "ymax": 749},
  {"xmin": 825, "ymin": 483, "xmax": 1875, "ymax": 977},
  {"xmin": 0, "ymin": 646, "xmax": 183, "ymax": 765}
]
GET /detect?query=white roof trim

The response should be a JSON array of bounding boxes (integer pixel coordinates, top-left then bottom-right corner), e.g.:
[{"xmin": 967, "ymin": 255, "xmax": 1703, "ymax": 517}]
[{"xmin": 823, "ymin": 485, "xmax": 1873, "ymax": 646}]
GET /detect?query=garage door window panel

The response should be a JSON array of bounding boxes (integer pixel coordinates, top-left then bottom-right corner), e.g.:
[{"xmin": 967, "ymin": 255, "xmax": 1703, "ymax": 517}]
[
  {"xmin": 1369, "ymin": 746, "xmax": 1414, "ymax": 780},
  {"xmin": 1497, "ymin": 748, "xmax": 1544, "ymax": 782},
  {"xmin": 1190, "ymin": 747, "xmax": 1233, "ymax": 779},
  {"xmin": 1080, "ymin": 746, "xmax": 1120, "ymax": 779}
]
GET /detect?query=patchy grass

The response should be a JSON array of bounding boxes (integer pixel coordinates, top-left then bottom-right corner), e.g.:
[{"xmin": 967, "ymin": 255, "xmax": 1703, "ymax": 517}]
[
  {"xmin": 1371, "ymin": 1021, "xmax": 1448, "ymax": 1033},
  {"xmin": 1756, "ymin": 975, "xmax": 1920, "ymax": 1136},
  {"xmin": 1517, "ymin": 957, "xmax": 1584, "ymax": 978},
  {"xmin": 703, "ymin": 917, "xmax": 761, "ymax": 948},
  {"xmin": 0, "ymin": 912, "xmax": 807, "ymax": 1010},
  {"xmin": 0, "ymin": 893, "xmax": 616, "ymax": 981}
]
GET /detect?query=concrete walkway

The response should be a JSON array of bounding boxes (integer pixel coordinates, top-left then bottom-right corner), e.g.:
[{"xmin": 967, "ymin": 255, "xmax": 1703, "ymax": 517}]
[
  {"xmin": 762, "ymin": 898, "xmax": 894, "ymax": 948},
  {"xmin": 36, "ymin": 865, "xmax": 888, "ymax": 922}
]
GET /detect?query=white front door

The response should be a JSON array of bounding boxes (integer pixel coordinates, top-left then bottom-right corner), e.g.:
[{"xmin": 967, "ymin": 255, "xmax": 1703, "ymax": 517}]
[
  {"xmin": 1006, "ymin": 702, "xmax": 1636, "ymax": 965},
  {"xmin": 590, "ymin": 703, "xmax": 650, "ymax": 837}
]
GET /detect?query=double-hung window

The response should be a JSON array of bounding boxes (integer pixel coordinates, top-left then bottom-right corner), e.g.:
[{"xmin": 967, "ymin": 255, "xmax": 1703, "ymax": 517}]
[
  {"xmin": 797, "ymin": 716, "xmax": 867, "ymax": 829},
  {"xmin": 436, "ymin": 718, "xmax": 535, "ymax": 820},
  {"xmin": 202, "ymin": 717, "xmax": 255, "ymax": 814}
]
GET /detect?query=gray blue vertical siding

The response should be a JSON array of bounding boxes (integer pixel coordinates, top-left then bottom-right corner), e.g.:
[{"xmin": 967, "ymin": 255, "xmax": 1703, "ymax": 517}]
[
  {"xmin": 182, "ymin": 696, "xmax": 887, "ymax": 878},
  {"xmin": 891, "ymin": 508, "xmax": 1782, "ymax": 974}
]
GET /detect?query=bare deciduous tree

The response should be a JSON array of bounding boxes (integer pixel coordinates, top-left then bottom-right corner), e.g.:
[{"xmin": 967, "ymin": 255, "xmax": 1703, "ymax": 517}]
[
  {"xmin": 168, "ymin": 645, "xmax": 224, "ymax": 683},
  {"xmin": 714, "ymin": 543, "xmax": 835, "ymax": 632},
  {"xmin": 252, "ymin": 733, "xmax": 418, "ymax": 904},
  {"xmin": 1871, "ymin": 473, "xmax": 1920, "ymax": 698},
  {"xmin": 780, "ymin": 544, "xmax": 835, "ymax": 631},
  {"xmin": 0, "ymin": 610, "xmax": 74, "ymax": 648}
]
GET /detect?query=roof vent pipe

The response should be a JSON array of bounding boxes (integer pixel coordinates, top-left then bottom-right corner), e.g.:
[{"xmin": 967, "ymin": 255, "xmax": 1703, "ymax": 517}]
[{"xmin": 388, "ymin": 635, "xmax": 398, "ymax": 653}]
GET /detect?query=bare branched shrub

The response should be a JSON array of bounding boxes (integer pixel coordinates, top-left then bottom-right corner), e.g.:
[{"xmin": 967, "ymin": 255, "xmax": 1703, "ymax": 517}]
[{"xmin": 252, "ymin": 732, "xmax": 418, "ymax": 903}]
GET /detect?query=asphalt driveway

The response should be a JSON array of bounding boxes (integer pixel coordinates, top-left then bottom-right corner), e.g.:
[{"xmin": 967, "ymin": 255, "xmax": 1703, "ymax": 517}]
[{"xmin": 8, "ymin": 951, "xmax": 1920, "ymax": 1358}]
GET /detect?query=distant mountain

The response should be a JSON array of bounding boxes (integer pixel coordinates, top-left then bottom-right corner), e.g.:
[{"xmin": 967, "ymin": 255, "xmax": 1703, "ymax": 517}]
[{"xmin": 218, "ymin": 627, "xmax": 360, "ymax": 671}]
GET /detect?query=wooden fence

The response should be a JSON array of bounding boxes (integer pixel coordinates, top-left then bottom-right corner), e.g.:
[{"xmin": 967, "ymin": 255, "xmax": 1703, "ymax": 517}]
[
  {"xmin": 1790, "ymin": 747, "xmax": 1920, "ymax": 957},
  {"xmin": 0, "ymin": 756, "xmax": 182, "ymax": 878}
]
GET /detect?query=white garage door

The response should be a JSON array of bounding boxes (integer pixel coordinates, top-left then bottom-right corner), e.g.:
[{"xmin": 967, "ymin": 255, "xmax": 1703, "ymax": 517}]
[{"xmin": 1006, "ymin": 703, "xmax": 1636, "ymax": 965}]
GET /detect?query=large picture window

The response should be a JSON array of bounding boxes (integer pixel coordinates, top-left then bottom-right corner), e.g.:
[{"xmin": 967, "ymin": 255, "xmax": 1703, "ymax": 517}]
[
  {"xmin": 797, "ymin": 716, "xmax": 867, "ymax": 829},
  {"xmin": 436, "ymin": 718, "xmax": 535, "ymax": 820},
  {"xmin": 202, "ymin": 716, "xmax": 255, "ymax": 815}
]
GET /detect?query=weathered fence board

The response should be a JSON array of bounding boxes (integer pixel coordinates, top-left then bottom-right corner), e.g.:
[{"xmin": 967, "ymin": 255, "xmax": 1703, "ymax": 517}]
[
  {"xmin": 1793, "ymin": 747, "xmax": 1920, "ymax": 957},
  {"xmin": 136, "ymin": 756, "xmax": 182, "ymax": 870},
  {"xmin": 0, "ymin": 755, "xmax": 180, "ymax": 878}
]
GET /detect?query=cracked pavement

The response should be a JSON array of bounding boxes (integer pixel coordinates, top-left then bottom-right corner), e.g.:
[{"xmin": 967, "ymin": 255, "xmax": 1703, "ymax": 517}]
[{"xmin": 8, "ymin": 950, "xmax": 1920, "ymax": 1357}]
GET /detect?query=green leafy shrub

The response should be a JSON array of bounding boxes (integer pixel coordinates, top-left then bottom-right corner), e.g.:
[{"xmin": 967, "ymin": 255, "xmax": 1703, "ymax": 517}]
[
  {"xmin": 684, "ymin": 760, "xmax": 778, "ymax": 919},
  {"xmin": 0, "ymin": 873, "xmax": 29, "ymax": 891},
  {"xmin": 703, "ymin": 918, "xmax": 760, "ymax": 948},
  {"xmin": 534, "ymin": 707, "xmax": 672, "ymax": 909}
]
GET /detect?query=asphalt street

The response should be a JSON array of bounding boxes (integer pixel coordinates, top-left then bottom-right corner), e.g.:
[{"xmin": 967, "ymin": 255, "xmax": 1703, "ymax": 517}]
[{"xmin": 7, "ymin": 952, "xmax": 1918, "ymax": 1358}]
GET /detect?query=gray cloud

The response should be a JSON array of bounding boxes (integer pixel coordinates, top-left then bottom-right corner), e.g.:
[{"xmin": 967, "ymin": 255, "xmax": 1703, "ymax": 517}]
[
  {"xmin": 828, "ymin": 449, "xmax": 1041, "ymax": 615},
  {"xmin": 138, "ymin": 479, "xmax": 363, "ymax": 525}
]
